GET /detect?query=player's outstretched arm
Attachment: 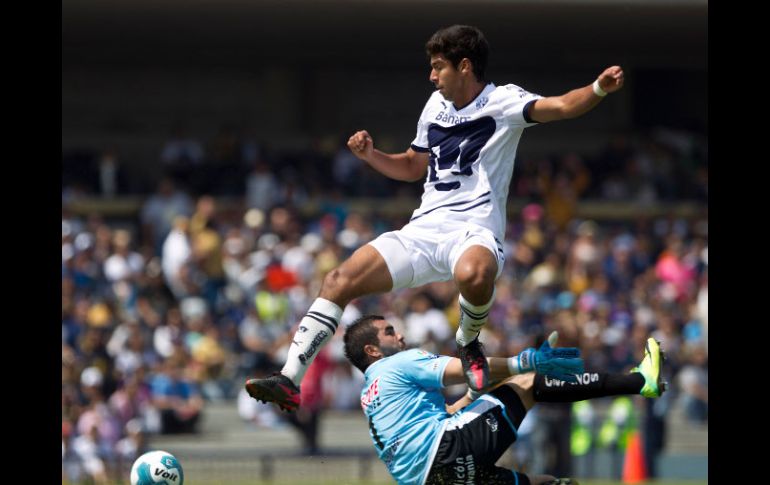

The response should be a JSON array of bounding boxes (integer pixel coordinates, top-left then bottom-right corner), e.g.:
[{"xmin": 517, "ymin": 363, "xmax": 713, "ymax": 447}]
[
  {"xmin": 528, "ymin": 65, "xmax": 624, "ymax": 123},
  {"xmin": 442, "ymin": 332, "xmax": 584, "ymax": 386},
  {"xmin": 347, "ymin": 130, "xmax": 429, "ymax": 182}
]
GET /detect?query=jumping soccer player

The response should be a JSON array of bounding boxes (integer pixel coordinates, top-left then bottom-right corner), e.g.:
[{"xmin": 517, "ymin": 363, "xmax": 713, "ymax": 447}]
[{"xmin": 246, "ymin": 24, "xmax": 624, "ymax": 411}]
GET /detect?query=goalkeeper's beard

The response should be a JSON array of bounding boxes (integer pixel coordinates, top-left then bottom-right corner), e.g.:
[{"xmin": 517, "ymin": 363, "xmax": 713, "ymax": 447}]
[{"xmin": 379, "ymin": 343, "xmax": 404, "ymax": 358}]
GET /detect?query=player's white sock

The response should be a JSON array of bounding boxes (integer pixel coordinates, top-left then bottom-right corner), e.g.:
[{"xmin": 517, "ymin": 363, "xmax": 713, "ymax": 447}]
[
  {"xmin": 456, "ymin": 289, "xmax": 495, "ymax": 347},
  {"xmin": 282, "ymin": 298, "xmax": 343, "ymax": 386}
]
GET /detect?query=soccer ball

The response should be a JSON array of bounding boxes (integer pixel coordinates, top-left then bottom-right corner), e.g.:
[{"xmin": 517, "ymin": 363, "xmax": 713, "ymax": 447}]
[{"xmin": 130, "ymin": 450, "xmax": 184, "ymax": 485}]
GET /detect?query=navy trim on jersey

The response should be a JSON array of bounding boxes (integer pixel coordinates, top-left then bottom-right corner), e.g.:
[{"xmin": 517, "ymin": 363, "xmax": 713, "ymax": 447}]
[
  {"xmin": 449, "ymin": 199, "xmax": 490, "ymax": 212},
  {"xmin": 410, "ymin": 144, "xmax": 430, "ymax": 153},
  {"xmin": 522, "ymin": 99, "xmax": 539, "ymax": 123},
  {"xmin": 410, "ymin": 191, "xmax": 491, "ymax": 221}
]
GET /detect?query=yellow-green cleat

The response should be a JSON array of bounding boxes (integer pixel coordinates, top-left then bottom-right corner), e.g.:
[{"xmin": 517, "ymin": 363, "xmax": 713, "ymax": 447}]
[{"xmin": 632, "ymin": 337, "xmax": 667, "ymax": 398}]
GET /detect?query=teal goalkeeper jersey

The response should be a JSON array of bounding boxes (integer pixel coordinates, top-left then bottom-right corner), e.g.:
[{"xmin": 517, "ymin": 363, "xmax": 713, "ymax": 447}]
[{"xmin": 360, "ymin": 348, "xmax": 453, "ymax": 485}]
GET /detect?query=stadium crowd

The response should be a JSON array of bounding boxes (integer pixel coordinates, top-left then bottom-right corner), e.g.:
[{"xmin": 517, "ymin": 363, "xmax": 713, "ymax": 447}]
[{"xmin": 62, "ymin": 126, "xmax": 707, "ymax": 483}]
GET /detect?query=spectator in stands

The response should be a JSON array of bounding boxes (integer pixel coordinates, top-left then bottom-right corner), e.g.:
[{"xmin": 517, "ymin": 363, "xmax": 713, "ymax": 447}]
[
  {"xmin": 566, "ymin": 220, "xmax": 602, "ymax": 295},
  {"xmin": 71, "ymin": 424, "xmax": 109, "ymax": 485},
  {"xmin": 108, "ymin": 372, "xmax": 155, "ymax": 431},
  {"xmin": 676, "ymin": 342, "xmax": 708, "ymax": 424},
  {"xmin": 403, "ymin": 291, "xmax": 452, "ymax": 352},
  {"xmin": 150, "ymin": 358, "xmax": 204, "ymax": 434},
  {"xmin": 141, "ymin": 177, "xmax": 194, "ymax": 255},
  {"xmin": 540, "ymin": 163, "xmax": 588, "ymax": 231},
  {"xmin": 332, "ymin": 136, "xmax": 364, "ymax": 196},
  {"xmin": 284, "ymin": 349, "xmax": 332, "ymax": 455},
  {"xmin": 97, "ymin": 149, "xmax": 125, "ymax": 198},
  {"xmin": 189, "ymin": 196, "xmax": 226, "ymax": 312},
  {"xmin": 114, "ymin": 418, "xmax": 147, "ymax": 474},
  {"xmin": 246, "ymin": 160, "xmax": 280, "ymax": 212},
  {"xmin": 103, "ymin": 229, "xmax": 145, "ymax": 312},
  {"xmin": 238, "ymin": 305, "xmax": 278, "ymax": 375},
  {"xmin": 153, "ymin": 306, "xmax": 186, "ymax": 360},
  {"xmin": 162, "ymin": 216, "xmax": 193, "ymax": 299}
]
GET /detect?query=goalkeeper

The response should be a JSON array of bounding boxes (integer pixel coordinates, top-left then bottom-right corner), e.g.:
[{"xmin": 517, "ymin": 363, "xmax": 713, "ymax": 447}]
[{"xmin": 343, "ymin": 315, "xmax": 665, "ymax": 485}]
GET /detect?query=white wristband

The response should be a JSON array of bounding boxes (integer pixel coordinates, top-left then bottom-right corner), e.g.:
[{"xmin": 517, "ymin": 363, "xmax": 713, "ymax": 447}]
[
  {"xmin": 507, "ymin": 356, "xmax": 519, "ymax": 375},
  {"xmin": 592, "ymin": 79, "xmax": 608, "ymax": 97}
]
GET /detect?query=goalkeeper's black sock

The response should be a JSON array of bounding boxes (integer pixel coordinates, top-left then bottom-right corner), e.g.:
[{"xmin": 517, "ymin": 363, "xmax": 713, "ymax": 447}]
[{"xmin": 533, "ymin": 372, "xmax": 645, "ymax": 402}]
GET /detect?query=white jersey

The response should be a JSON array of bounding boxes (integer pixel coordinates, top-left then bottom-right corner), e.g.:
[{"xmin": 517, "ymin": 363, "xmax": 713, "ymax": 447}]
[{"xmin": 410, "ymin": 82, "xmax": 542, "ymax": 239}]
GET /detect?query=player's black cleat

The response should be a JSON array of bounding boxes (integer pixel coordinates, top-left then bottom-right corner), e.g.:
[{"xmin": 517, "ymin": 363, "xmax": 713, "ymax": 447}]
[
  {"xmin": 458, "ymin": 337, "xmax": 490, "ymax": 392},
  {"xmin": 245, "ymin": 372, "xmax": 301, "ymax": 412}
]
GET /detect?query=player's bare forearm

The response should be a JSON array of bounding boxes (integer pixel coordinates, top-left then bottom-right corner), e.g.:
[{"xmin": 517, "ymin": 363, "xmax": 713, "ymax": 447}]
[
  {"xmin": 348, "ymin": 130, "xmax": 428, "ymax": 181},
  {"xmin": 365, "ymin": 149, "xmax": 428, "ymax": 182},
  {"xmin": 529, "ymin": 65, "xmax": 624, "ymax": 123},
  {"xmin": 530, "ymin": 86, "xmax": 603, "ymax": 122}
]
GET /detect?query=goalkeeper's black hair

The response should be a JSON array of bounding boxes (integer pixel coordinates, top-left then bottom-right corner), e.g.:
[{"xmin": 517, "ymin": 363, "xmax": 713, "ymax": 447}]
[{"xmin": 344, "ymin": 314, "xmax": 385, "ymax": 373}]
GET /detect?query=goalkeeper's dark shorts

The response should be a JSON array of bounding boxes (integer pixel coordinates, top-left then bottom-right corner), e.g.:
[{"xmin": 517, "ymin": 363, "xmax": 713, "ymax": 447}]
[{"xmin": 425, "ymin": 385, "xmax": 530, "ymax": 485}]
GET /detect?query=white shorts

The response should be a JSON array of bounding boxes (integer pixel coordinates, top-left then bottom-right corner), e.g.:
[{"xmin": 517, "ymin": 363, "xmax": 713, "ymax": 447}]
[{"xmin": 368, "ymin": 217, "xmax": 505, "ymax": 290}]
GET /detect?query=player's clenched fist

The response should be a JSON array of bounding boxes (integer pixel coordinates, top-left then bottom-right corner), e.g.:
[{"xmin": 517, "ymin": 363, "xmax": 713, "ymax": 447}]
[
  {"xmin": 348, "ymin": 130, "xmax": 373, "ymax": 160},
  {"xmin": 596, "ymin": 65, "xmax": 624, "ymax": 94}
]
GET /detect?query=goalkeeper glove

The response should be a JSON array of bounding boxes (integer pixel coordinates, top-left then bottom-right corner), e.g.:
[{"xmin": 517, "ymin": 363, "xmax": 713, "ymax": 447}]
[{"xmin": 512, "ymin": 331, "xmax": 584, "ymax": 383}]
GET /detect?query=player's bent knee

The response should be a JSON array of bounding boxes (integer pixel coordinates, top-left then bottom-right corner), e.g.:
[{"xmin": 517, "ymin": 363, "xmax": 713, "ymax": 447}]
[
  {"xmin": 456, "ymin": 279, "xmax": 496, "ymax": 305},
  {"xmin": 454, "ymin": 262, "xmax": 497, "ymax": 295},
  {"xmin": 454, "ymin": 265, "xmax": 476, "ymax": 286}
]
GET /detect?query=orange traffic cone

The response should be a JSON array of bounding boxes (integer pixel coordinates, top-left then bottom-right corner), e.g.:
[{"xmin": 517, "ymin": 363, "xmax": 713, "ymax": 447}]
[{"xmin": 622, "ymin": 431, "xmax": 648, "ymax": 483}]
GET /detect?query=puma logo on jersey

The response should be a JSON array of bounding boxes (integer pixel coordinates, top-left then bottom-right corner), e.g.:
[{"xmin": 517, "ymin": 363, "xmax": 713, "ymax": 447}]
[{"xmin": 485, "ymin": 415, "xmax": 499, "ymax": 432}]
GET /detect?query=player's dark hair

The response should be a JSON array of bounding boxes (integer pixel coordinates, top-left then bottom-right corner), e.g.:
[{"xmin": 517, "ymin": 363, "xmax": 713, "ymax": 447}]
[
  {"xmin": 426, "ymin": 25, "xmax": 489, "ymax": 82},
  {"xmin": 344, "ymin": 314, "xmax": 385, "ymax": 373}
]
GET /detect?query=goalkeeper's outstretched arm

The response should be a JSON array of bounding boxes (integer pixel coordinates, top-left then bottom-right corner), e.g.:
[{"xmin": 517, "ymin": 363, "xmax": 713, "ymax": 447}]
[{"xmin": 442, "ymin": 331, "xmax": 583, "ymax": 387}]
